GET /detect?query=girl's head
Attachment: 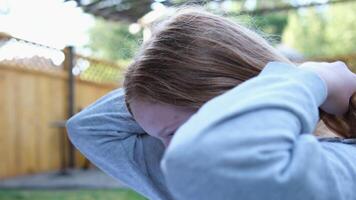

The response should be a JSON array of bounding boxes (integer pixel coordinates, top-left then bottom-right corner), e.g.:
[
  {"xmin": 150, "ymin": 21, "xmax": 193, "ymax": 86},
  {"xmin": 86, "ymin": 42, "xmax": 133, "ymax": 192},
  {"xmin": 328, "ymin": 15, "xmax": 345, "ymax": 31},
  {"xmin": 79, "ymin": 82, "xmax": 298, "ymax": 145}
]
[{"xmin": 123, "ymin": 7, "xmax": 356, "ymax": 146}]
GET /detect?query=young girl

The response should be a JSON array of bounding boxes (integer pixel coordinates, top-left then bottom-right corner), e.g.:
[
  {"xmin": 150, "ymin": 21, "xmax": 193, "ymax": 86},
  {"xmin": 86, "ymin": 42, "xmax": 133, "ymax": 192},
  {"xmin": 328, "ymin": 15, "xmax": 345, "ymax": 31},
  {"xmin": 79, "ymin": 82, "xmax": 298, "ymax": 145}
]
[{"xmin": 66, "ymin": 8, "xmax": 356, "ymax": 200}]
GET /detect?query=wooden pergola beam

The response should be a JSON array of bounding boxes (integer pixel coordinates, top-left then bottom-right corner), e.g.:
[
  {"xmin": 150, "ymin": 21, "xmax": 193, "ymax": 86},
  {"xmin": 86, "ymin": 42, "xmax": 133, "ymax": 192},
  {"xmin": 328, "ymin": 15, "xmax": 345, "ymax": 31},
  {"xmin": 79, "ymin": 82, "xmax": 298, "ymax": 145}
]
[{"xmin": 70, "ymin": 0, "xmax": 356, "ymax": 22}]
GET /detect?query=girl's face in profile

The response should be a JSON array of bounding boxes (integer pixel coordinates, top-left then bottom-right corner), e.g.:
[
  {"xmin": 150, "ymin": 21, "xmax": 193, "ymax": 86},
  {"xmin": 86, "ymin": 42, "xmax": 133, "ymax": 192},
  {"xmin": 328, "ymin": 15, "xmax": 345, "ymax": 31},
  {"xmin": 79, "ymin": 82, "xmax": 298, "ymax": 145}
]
[{"xmin": 129, "ymin": 99, "xmax": 197, "ymax": 147}]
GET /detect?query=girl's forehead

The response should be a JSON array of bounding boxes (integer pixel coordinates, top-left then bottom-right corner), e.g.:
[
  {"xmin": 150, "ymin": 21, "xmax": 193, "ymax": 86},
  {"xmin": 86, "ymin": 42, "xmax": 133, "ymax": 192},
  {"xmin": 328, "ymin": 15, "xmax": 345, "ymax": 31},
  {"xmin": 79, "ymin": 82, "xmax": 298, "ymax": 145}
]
[
  {"xmin": 129, "ymin": 99, "xmax": 196, "ymax": 137},
  {"xmin": 130, "ymin": 100, "xmax": 179, "ymax": 133}
]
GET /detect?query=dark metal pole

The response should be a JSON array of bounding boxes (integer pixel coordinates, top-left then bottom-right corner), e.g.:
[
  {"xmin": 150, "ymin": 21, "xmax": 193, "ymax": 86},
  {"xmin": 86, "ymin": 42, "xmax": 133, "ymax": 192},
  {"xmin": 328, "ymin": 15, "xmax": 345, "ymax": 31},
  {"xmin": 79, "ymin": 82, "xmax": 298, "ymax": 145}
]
[
  {"xmin": 51, "ymin": 120, "xmax": 69, "ymax": 175},
  {"xmin": 65, "ymin": 46, "xmax": 76, "ymax": 168}
]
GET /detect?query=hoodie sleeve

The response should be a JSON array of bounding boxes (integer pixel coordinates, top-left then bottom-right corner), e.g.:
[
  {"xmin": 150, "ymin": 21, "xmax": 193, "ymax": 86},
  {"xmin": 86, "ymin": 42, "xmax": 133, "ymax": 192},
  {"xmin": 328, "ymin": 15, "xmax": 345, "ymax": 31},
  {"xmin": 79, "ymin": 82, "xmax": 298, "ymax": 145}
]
[
  {"xmin": 161, "ymin": 62, "xmax": 356, "ymax": 200},
  {"xmin": 65, "ymin": 88, "xmax": 173, "ymax": 200}
]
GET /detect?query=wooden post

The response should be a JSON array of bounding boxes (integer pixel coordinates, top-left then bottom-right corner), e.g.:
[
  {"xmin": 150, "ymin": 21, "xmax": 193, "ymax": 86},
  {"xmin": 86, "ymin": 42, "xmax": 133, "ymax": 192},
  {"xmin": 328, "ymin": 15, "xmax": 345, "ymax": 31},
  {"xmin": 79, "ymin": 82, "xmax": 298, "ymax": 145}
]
[{"xmin": 63, "ymin": 46, "xmax": 76, "ymax": 168}]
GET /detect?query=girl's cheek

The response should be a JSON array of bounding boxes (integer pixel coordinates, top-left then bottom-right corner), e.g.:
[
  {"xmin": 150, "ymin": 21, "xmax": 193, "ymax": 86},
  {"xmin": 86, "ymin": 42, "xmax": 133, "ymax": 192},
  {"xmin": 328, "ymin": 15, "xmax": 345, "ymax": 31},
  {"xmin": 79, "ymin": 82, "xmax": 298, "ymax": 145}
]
[{"xmin": 161, "ymin": 137, "xmax": 172, "ymax": 148}]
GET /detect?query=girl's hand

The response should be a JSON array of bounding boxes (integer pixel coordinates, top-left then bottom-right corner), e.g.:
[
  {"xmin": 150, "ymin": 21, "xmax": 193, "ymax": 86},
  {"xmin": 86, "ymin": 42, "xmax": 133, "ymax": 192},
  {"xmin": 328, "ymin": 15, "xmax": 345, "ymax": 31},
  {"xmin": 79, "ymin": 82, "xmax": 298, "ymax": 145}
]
[{"xmin": 298, "ymin": 61, "xmax": 356, "ymax": 116}]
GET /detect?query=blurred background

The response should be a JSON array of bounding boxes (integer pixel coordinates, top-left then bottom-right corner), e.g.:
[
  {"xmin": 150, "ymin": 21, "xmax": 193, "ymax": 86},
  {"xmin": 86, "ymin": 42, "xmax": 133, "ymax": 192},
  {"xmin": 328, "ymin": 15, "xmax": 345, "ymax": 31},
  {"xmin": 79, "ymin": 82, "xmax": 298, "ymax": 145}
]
[{"xmin": 0, "ymin": 0, "xmax": 355, "ymax": 199}]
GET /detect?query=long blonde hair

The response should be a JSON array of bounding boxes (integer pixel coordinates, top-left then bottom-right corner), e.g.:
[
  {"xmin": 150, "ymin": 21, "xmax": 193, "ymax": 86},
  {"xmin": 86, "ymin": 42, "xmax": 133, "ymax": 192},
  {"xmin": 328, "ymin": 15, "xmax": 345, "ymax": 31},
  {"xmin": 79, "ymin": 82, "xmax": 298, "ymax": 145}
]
[{"xmin": 123, "ymin": 7, "xmax": 356, "ymax": 138}]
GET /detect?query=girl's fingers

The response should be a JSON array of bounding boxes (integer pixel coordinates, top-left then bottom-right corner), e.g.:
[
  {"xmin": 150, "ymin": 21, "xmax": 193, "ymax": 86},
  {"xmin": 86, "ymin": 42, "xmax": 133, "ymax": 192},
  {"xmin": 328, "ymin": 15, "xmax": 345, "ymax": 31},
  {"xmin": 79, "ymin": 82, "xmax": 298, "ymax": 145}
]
[{"xmin": 298, "ymin": 61, "xmax": 355, "ymax": 116}]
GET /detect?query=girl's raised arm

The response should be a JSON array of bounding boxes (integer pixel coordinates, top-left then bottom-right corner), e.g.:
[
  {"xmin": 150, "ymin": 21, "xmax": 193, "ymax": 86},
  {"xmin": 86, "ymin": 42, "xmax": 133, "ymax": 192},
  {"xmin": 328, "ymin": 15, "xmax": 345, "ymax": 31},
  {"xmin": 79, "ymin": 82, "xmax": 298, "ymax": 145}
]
[
  {"xmin": 65, "ymin": 88, "xmax": 173, "ymax": 199},
  {"xmin": 161, "ymin": 62, "xmax": 356, "ymax": 200}
]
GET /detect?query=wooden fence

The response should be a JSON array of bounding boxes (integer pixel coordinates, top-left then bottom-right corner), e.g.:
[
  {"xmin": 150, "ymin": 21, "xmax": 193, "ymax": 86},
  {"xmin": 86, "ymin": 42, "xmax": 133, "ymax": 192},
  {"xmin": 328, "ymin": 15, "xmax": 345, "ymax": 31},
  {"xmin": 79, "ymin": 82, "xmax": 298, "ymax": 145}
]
[{"xmin": 0, "ymin": 34, "xmax": 121, "ymax": 179}]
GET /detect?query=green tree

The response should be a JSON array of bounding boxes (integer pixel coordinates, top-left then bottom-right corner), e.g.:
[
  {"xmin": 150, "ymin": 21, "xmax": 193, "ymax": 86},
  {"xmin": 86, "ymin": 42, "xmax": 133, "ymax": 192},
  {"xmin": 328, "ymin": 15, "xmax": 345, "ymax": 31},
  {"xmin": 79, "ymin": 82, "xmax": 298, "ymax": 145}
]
[
  {"xmin": 282, "ymin": 1, "xmax": 356, "ymax": 57},
  {"xmin": 324, "ymin": 2, "xmax": 356, "ymax": 55},
  {"xmin": 253, "ymin": 13, "xmax": 288, "ymax": 43},
  {"xmin": 88, "ymin": 19, "xmax": 142, "ymax": 62}
]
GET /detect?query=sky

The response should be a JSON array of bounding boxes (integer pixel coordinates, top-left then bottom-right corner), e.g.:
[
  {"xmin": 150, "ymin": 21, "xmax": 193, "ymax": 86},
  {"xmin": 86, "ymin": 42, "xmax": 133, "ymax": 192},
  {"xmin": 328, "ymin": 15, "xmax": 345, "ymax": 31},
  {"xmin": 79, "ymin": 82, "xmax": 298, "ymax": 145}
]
[{"xmin": 0, "ymin": 0, "xmax": 94, "ymax": 49}]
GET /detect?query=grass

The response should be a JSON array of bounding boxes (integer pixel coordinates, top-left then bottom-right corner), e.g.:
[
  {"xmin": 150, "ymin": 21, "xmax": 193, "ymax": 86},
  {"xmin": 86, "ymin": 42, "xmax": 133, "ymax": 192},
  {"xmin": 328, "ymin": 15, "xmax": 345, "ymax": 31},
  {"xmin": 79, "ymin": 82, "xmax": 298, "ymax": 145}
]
[{"xmin": 0, "ymin": 189, "xmax": 147, "ymax": 200}]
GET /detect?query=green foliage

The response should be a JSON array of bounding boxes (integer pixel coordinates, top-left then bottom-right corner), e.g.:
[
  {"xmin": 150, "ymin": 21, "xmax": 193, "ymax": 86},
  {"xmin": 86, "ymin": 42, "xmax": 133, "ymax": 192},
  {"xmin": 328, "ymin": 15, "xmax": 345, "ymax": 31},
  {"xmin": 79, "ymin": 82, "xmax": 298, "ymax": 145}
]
[
  {"xmin": 88, "ymin": 19, "xmax": 142, "ymax": 62},
  {"xmin": 252, "ymin": 13, "xmax": 288, "ymax": 43},
  {"xmin": 282, "ymin": 1, "xmax": 356, "ymax": 57},
  {"xmin": 226, "ymin": 13, "xmax": 288, "ymax": 46},
  {"xmin": 324, "ymin": 2, "xmax": 356, "ymax": 55},
  {"xmin": 85, "ymin": 19, "xmax": 143, "ymax": 83}
]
